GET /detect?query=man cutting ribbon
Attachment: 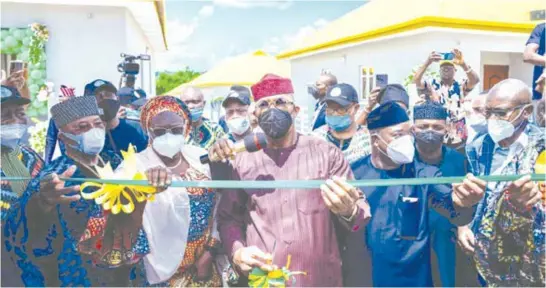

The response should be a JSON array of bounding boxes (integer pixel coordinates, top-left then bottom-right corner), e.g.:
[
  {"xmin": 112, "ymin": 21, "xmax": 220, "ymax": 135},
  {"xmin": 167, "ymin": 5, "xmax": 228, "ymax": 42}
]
[{"xmin": 210, "ymin": 73, "xmax": 371, "ymax": 287}]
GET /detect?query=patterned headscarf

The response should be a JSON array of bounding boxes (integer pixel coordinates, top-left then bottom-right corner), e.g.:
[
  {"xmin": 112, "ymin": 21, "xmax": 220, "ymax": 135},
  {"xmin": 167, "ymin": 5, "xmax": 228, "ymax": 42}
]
[{"xmin": 140, "ymin": 96, "xmax": 191, "ymax": 136}]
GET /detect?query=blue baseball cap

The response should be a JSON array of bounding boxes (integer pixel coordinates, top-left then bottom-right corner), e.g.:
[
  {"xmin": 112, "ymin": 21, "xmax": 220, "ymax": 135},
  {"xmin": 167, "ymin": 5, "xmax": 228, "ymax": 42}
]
[
  {"xmin": 1, "ymin": 85, "xmax": 30, "ymax": 105},
  {"xmin": 84, "ymin": 79, "xmax": 117, "ymax": 96},
  {"xmin": 325, "ymin": 83, "xmax": 359, "ymax": 107},
  {"xmin": 222, "ymin": 85, "xmax": 251, "ymax": 107}
]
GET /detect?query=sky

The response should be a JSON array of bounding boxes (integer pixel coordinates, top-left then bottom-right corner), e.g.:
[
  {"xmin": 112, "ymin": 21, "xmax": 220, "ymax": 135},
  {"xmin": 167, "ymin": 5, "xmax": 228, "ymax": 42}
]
[{"xmin": 156, "ymin": 0, "xmax": 366, "ymax": 72}]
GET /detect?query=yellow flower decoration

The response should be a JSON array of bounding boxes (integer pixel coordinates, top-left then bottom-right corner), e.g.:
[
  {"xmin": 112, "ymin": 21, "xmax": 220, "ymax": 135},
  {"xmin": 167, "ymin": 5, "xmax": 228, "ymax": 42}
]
[
  {"xmin": 80, "ymin": 144, "xmax": 157, "ymax": 214},
  {"xmin": 248, "ymin": 255, "xmax": 306, "ymax": 288}
]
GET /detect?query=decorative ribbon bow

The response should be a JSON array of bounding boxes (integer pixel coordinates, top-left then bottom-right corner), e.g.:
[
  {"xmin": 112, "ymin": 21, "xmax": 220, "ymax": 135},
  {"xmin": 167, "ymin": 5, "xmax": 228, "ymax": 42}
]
[
  {"xmin": 80, "ymin": 144, "xmax": 157, "ymax": 214},
  {"xmin": 248, "ymin": 255, "xmax": 306, "ymax": 288}
]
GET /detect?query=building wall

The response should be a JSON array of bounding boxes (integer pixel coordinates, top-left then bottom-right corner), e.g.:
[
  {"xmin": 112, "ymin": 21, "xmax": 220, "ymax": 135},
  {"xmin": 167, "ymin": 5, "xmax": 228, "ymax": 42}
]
[
  {"xmin": 124, "ymin": 10, "xmax": 156, "ymax": 96},
  {"xmin": 289, "ymin": 28, "xmax": 532, "ymax": 129},
  {"xmin": 1, "ymin": 2, "xmax": 158, "ymax": 103}
]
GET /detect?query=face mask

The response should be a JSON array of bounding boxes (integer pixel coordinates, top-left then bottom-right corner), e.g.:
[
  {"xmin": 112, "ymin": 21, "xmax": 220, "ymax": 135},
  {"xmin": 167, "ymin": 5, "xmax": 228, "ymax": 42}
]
[
  {"xmin": 414, "ymin": 130, "xmax": 444, "ymax": 146},
  {"xmin": 190, "ymin": 108, "xmax": 204, "ymax": 122},
  {"xmin": 62, "ymin": 128, "xmax": 105, "ymax": 155},
  {"xmin": 467, "ymin": 114, "xmax": 487, "ymax": 133},
  {"xmin": 376, "ymin": 134, "xmax": 415, "ymax": 164},
  {"xmin": 125, "ymin": 108, "xmax": 141, "ymax": 120},
  {"xmin": 227, "ymin": 117, "xmax": 250, "ymax": 136},
  {"xmin": 258, "ymin": 108, "xmax": 293, "ymax": 139},
  {"xmin": 98, "ymin": 99, "xmax": 121, "ymax": 122},
  {"xmin": 487, "ymin": 108, "xmax": 527, "ymax": 143},
  {"xmin": 152, "ymin": 133, "xmax": 184, "ymax": 159},
  {"xmin": 1, "ymin": 124, "xmax": 28, "ymax": 149},
  {"xmin": 326, "ymin": 114, "xmax": 352, "ymax": 132}
]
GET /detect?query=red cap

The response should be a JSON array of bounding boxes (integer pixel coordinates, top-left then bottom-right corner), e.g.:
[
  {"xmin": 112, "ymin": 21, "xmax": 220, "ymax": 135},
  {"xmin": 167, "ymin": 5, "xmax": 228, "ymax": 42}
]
[{"xmin": 251, "ymin": 74, "xmax": 294, "ymax": 101}]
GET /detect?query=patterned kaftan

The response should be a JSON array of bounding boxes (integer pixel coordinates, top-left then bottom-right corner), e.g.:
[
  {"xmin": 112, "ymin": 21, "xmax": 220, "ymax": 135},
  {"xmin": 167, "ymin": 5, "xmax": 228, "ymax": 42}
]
[
  {"xmin": 467, "ymin": 123, "xmax": 545, "ymax": 286},
  {"xmin": 2, "ymin": 150, "xmax": 151, "ymax": 287}
]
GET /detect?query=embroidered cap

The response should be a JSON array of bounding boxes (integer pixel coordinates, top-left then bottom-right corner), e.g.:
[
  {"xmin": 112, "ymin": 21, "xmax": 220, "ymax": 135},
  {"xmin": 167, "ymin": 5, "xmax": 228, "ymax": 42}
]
[{"xmin": 51, "ymin": 96, "xmax": 103, "ymax": 128}]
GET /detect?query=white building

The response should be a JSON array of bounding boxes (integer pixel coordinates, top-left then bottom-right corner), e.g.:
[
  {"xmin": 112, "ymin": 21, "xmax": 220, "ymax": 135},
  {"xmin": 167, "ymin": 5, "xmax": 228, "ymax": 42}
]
[
  {"xmin": 277, "ymin": 0, "xmax": 544, "ymax": 131},
  {"xmin": 1, "ymin": 0, "xmax": 167, "ymax": 98}
]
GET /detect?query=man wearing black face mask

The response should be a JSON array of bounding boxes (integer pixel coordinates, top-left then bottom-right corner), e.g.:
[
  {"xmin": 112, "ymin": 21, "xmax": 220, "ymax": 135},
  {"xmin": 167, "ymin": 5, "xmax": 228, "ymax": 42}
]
[
  {"xmin": 208, "ymin": 74, "xmax": 371, "ymax": 287},
  {"xmin": 84, "ymin": 79, "xmax": 148, "ymax": 156},
  {"xmin": 309, "ymin": 72, "xmax": 338, "ymax": 130},
  {"xmin": 413, "ymin": 103, "xmax": 468, "ymax": 287}
]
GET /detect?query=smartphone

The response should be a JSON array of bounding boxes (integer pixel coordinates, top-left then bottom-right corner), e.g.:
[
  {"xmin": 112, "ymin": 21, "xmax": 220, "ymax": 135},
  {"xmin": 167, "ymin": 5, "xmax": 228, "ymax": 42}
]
[
  {"xmin": 376, "ymin": 74, "xmax": 388, "ymax": 89},
  {"xmin": 9, "ymin": 60, "xmax": 24, "ymax": 74},
  {"xmin": 440, "ymin": 52, "xmax": 454, "ymax": 61}
]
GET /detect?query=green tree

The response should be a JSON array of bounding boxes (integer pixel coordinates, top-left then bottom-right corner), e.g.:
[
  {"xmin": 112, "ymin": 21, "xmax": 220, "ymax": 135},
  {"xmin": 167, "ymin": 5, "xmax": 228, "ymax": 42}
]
[{"xmin": 156, "ymin": 67, "xmax": 202, "ymax": 95}]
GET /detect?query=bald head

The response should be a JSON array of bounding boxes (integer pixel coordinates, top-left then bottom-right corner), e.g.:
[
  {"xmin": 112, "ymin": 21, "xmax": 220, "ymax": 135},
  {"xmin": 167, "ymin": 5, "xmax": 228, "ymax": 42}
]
[
  {"xmin": 318, "ymin": 73, "xmax": 338, "ymax": 86},
  {"xmin": 179, "ymin": 86, "xmax": 205, "ymax": 111},
  {"xmin": 487, "ymin": 79, "xmax": 532, "ymax": 106}
]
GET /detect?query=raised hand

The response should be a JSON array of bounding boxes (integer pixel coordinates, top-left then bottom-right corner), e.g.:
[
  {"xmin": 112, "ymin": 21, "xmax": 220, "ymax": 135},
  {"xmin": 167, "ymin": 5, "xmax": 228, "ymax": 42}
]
[{"xmin": 38, "ymin": 165, "xmax": 81, "ymax": 212}]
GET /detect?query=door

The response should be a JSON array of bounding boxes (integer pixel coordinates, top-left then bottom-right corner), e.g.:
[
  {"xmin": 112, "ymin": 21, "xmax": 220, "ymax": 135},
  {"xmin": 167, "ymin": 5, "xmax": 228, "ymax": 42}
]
[{"xmin": 483, "ymin": 65, "xmax": 509, "ymax": 90}]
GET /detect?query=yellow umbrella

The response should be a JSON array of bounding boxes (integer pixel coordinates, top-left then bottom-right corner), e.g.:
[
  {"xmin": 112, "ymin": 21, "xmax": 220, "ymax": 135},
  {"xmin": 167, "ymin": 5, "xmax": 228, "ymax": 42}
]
[{"xmin": 166, "ymin": 50, "xmax": 290, "ymax": 96}]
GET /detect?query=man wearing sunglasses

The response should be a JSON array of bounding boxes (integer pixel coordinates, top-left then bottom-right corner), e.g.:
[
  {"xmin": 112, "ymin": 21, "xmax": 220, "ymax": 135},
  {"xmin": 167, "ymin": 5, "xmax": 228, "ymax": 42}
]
[
  {"xmin": 210, "ymin": 74, "xmax": 371, "ymax": 287},
  {"xmin": 312, "ymin": 83, "xmax": 371, "ymax": 165},
  {"xmin": 466, "ymin": 79, "xmax": 544, "ymax": 286}
]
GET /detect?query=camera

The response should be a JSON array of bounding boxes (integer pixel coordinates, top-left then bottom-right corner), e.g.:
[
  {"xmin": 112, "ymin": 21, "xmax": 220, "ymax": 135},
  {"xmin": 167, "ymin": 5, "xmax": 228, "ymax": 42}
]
[{"xmin": 117, "ymin": 53, "xmax": 150, "ymax": 101}]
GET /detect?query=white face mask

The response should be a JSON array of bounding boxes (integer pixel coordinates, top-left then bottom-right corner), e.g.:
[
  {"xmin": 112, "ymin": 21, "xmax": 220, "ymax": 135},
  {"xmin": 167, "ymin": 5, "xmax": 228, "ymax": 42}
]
[
  {"xmin": 152, "ymin": 133, "xmax": 184, "ymax": 159},
  {"xmin": 375, "ymin": 134, "xmax": 415, "ymax": 165},
  {"xmin": 1, "ymin": 124, "xmax": 29, "ymax": 149},
  {"xmin": 487, "ymin": 108, "xmax": 527, "ymax": 143},
  {"xmin": 62, "ymin": 128, "xmax": 105, "ymax": 155},
  {"xmin": 227, "ymin": 116, "xmax": 250, "ymax": 136}
]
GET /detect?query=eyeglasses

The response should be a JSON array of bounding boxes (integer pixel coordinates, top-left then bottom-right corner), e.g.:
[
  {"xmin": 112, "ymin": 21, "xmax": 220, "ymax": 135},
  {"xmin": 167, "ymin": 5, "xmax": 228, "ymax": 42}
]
[
  {"xmin": 484, "ymin": 104, "xmax": 528, "ymax": 119},
  {"xmin": 150, "ymin": 125, "xmax": 185, "ymax": 137},
  {"xmin": 325, "ymin": 105, "xmax": 352, "ymax": 116},
  {"xmin": 256, "ymin": 98, "xmax": 294, "ymax": 111}
]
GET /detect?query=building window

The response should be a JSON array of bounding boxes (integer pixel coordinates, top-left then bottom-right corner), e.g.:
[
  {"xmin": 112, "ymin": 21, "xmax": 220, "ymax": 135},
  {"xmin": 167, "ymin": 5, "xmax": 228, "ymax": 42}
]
[{"xmin": 360, "ymin": 66, "xmax": 374, "ymax": 100}]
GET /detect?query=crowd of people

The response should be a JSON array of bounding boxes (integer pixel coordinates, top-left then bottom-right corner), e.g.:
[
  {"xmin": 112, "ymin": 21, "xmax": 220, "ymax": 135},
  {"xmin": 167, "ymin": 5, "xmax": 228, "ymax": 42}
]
[{"xmin": 0, "ymin": 22, "xmax": 545, "ymax": 287}]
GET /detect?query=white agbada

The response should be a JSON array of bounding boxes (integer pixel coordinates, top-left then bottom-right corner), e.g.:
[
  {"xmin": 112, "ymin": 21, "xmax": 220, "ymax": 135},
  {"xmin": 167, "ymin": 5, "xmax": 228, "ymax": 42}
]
[{"xmin": 115, "ymin": 144, "xmax": 220, "ymax": 284}]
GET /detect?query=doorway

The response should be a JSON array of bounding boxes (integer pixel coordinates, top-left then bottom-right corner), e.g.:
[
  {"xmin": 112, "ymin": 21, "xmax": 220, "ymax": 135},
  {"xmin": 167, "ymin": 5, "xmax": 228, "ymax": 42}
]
[{"xmin": 483, "ymin": 65, "xmax": 509, "ymax": 90}]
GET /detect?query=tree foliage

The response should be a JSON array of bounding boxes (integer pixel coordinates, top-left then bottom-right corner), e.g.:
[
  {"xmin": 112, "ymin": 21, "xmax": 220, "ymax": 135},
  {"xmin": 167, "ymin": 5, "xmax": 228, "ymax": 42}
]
[{"xmin": 156, "ymin": 68, "xmax": 202, "ymax": 95}]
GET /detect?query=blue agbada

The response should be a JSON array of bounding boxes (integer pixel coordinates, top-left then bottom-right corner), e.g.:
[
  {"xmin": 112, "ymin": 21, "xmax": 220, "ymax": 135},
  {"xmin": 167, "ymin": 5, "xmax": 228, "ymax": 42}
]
[
  {"xmin": 2, "ymin": 149, "xmax": 150, "ymax": 287},
  {"xmin": 349, "ymin": 156, "xmax": 474, "ymax": 287}
]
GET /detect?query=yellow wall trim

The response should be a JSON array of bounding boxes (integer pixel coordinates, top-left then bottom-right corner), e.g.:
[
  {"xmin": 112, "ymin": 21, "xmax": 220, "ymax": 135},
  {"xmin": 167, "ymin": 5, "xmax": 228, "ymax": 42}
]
[{"xmin": 277, "ymin": 16, "xmax": 537, "ymax": 60}]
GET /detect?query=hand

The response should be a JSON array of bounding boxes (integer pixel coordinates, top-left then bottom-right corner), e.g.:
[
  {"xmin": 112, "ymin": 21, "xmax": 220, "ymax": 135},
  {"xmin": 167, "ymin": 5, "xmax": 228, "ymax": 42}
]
[
  {"xmin": 453, "ymin": 48, "xmax": 465, "ymax": 66},
  {"xmin": 457, "ymin": 225, "xmax": 475, "ymax": 255},
  {"xmin": 233, "ymin": 246, "xmax": 275, "ymax": 275},
  {"xmin": 1, "ymin": 70, "xmax": 26, "ymax": 90},
  {"xmin": 427, "ymin": 51, "xmax": 442, "ymax": 64},
  {"xmin": 38, "ymin": 165, "xmax": 81, "ymax": 212},
  {"xmin": 320, "ymin": 175, "xmax": 360, "ymax": 218},
  {"xmin": 505, "ymin": 175, "xmax": 541, "ymax": 211},
  {"xmin": 366, "ymin": 87, "xmax": 381, "ymax": 111},
  {"xmin": 118, "ymin": 107, "xmax": 127, "ymax": 119},
  {"xmin": 145, "ymin": 166, "xmax": 172, "ymax": 191},
  {"xmin": 208, "ymin": 138, "xmax": 235, "ymax": 163},
  {"xmin": 535, "ymin": 71, "xmax": 545, "ymax": 94},
  {"xmin": 195, "ymin": 251, "xmax": 213, "ymax": 281},
  {"xmin": 452, "ymin": 174, "xmax": 486, "ymax": 208}
]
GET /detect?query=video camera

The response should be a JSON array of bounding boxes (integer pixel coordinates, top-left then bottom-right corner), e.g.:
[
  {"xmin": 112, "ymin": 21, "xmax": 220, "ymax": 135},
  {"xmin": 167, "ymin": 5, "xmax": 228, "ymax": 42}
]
[{"xmin": 117, "ymin": 53, "xmax": 150, "ymax": 103}]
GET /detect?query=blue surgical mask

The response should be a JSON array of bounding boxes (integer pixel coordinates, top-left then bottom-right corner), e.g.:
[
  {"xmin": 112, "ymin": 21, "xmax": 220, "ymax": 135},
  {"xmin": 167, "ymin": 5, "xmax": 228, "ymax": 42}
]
[
  {"xmin": 190, "ymin": 108, "xmax": 204, "ymax": 122},
  {"xmin": 326, "ymin": 114, "xmax": 352, "ymax": 132},
  {"xmin": 61, "ymin": 128, "xmax": 105, "ymax": 155},
  {"xmin": 0, "ymin": 124, "xmax": 28, "ymax": 149}
]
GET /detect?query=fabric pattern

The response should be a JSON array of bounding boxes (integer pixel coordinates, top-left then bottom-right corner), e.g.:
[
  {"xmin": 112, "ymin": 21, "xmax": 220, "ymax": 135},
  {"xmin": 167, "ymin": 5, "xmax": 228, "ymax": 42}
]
[
  {"xmin": 0, "ymin": 149, "xmax": 145, "ymax": 287},
  {"xmin": 467, "ymin": 123, "xmax": 545, "ymax": 286},
  {"xmin": 430, "ymin": 78, "xmax": 469, "ymax": 142},
  {"xmin": 0, "ymin": 146, "xmax": 44, "ymax": 220},
  {"xmin": 186, "ymin": 118, "xmax": 226, "ymax": 149},
  {"xmin": 311, "ymin": 124, "xmax": 371, "ymax": 164}
]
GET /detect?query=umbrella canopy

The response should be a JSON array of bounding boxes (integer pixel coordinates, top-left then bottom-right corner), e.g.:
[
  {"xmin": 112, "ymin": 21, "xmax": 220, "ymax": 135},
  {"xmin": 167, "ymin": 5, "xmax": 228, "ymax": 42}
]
[{"xmin": 166, "ymin": 50, "xmax": 290, "ymax": 96}]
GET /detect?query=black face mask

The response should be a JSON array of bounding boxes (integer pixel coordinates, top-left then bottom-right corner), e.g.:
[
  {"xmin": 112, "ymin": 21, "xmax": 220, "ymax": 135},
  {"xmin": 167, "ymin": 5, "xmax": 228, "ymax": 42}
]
[
  {"xmin": 258, "ymin": 108, "xmax": 293, "ymax": 139},
  {"xmin": 414, "ymin": 130, "xmax": 444, "ymax": 149},
  {"xmin": 98, "ymin": 99, "xmax": 121, "ymax": 122}
]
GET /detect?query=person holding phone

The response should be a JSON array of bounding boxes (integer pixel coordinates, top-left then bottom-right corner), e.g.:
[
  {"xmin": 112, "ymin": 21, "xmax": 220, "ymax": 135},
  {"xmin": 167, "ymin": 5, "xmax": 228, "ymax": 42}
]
[
  {"xmin": 308, "ymin": 71, "xmax": 338, "ymax": 130},
  {"xmin": 413, "ymin": 49, "xmax": 480, "ymax": 150},
  {"xmin": 1, "ymin": 61, "xmax": 29, "ymax": 100}
]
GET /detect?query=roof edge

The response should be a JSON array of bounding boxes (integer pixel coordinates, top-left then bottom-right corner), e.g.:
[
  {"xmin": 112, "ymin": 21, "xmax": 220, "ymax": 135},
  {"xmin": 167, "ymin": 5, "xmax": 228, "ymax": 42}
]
[
  {"xmin": 154, "ymin": 0, "xmax": 168, "ymax": 50},
  {"xmin": 277, "ymin": 16, "xmax": 537, "ymax": 60}
]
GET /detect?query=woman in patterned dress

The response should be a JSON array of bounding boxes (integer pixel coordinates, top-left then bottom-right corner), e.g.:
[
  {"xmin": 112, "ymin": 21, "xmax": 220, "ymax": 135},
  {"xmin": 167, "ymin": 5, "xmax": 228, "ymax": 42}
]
[{"xmin": 78, "ymin": 96, "xmax": 223, "ymax": 287}]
